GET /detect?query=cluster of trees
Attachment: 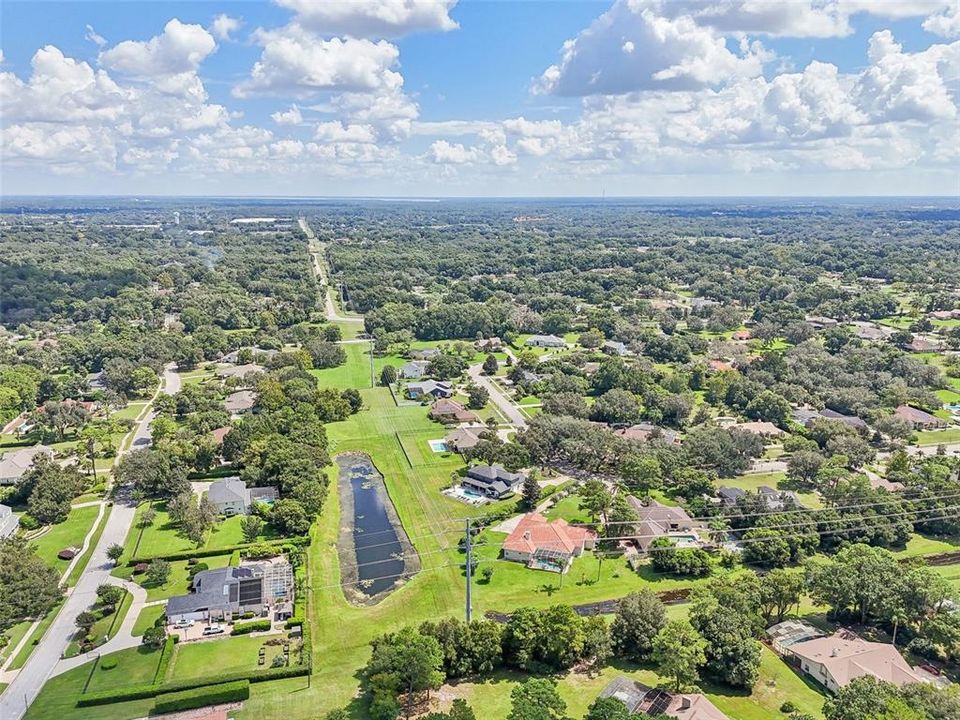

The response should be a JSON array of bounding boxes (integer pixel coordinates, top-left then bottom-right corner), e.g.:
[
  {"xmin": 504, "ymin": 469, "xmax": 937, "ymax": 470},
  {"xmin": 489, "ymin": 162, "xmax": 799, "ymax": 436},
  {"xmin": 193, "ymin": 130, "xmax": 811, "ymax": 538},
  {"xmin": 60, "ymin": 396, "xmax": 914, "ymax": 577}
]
[
  {"xmin": 0, "ymin": 539, "xmax": 62, "ymax": 635},
  {"xmin": 10, "ymin": 455, "xmax": 87, "ymax": 526}
]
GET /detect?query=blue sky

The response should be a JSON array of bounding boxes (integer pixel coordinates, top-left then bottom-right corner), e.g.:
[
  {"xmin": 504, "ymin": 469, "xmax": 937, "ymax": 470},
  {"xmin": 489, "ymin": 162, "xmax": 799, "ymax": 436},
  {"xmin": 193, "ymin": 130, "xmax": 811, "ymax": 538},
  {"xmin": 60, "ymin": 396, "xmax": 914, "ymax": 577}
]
[{"xmin": 1, "ymin": 1, "xmax": 958, "ymax": 196}]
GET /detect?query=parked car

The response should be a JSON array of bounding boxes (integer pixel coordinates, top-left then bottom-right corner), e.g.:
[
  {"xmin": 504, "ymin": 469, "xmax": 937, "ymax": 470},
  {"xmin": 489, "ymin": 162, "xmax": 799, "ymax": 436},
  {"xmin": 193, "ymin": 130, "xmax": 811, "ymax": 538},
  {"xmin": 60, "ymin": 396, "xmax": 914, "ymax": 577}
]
[{"xmin": 202, "ymin": 626, "xmax": 224, "ymax": 636}]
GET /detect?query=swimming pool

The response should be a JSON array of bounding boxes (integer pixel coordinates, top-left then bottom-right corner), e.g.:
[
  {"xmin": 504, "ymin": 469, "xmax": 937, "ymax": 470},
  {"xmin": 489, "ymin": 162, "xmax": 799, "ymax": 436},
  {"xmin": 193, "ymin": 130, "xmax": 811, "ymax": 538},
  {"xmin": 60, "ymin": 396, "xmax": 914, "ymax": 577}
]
[{"xmin": 428, "ymin": 439, "xmax": 449, "ymax": 453}]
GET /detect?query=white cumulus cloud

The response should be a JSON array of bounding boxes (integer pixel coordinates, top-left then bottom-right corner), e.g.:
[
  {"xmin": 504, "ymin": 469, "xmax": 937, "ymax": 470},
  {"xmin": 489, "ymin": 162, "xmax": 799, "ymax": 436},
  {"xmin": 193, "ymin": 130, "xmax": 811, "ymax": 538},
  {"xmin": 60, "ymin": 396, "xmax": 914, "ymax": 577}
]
[
  {"xmin": 275, "ymin": 0, "xmax": 458, "ymax": 38},
  {"xmin": 210, "ymin": 14, "xmax": 243, "ymax": 42}
]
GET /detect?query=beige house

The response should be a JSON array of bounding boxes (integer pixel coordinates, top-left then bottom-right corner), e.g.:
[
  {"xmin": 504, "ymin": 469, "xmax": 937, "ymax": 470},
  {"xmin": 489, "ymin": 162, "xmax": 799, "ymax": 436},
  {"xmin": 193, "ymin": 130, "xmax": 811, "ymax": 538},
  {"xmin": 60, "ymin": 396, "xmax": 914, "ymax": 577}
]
[
  {"xmin": 0, "ymin": 444, "xmax": 54, "ymax": 486},
  {"xmin": 626, "ymin": 497, "xmax": 703, "ymax": 552},
  {"xmin": 788, "ymin": 630, "xmax": 926, "ymax": 694}
]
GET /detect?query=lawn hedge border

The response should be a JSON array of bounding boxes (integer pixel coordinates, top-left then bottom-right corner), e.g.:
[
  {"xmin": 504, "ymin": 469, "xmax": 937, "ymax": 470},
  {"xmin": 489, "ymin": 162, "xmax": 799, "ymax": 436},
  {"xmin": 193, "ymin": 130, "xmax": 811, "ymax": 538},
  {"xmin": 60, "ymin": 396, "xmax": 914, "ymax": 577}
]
[
  {"xmin": 126, "ymin": 535, "xmax": 309, "ymax": 565},
  {"xmin": 152, "ymin": 680, "xmax": 249, "ymax": 714},
  {"xmin": 231, "ymin": 619, "xmax": 271, "ymax": 635}
]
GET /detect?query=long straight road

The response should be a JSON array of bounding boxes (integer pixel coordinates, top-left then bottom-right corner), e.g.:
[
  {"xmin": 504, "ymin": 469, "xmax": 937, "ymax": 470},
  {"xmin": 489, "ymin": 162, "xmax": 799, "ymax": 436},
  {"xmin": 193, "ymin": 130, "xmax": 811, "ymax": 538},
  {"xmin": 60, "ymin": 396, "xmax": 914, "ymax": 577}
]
[
  {"xmin": 300, "ymin": 216, "xmax": 364, "ymax": 325},
  {"xmin": 467, "ymin": 362, "xmax": 528, "ymax": 430},
  {"xmin": 0, "ymin": 363, "xmax": 178, "ymax": 720}
]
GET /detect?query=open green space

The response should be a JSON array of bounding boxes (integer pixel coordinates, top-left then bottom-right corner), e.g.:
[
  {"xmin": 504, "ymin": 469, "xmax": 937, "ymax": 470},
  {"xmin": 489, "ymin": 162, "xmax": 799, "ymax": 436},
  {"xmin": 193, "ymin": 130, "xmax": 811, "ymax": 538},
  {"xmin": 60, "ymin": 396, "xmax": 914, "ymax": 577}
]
[
  {"xmin": 122, "ymin": 501, "xmax": 278, "ymax": 559},
  {"xmin": 916, "ymin": 427, "xmax": 960, "ymax": 445},
  {"xmin": 169, "ymin": 633, "xmax": 293, "ymax": 681},
  {"xmin": 131, "ymin": 605, "xmax": 166, "ymax": 637},
  {"xmin": 113, "ymin": 554, "xmax": 231, "ymax": 602},
  {"xmin": 85, "ymin": 646, "xmax": 164, "ymax": 694},
  {"xmin": 9, "ymin": 600, "xmax": 64, "ymax": 671},
  {"xmin": 0, "ymin": 620, "xmax": 33, "ymax": 664},
  {"xmin": 65, "ymin": 590, "xmax": 132, "ymax": 658},
  {"xmin": 713, "ymin": 472, "xmax": 822, "ymax": 509},
  {"xmin": 111, "ymin": 402, "xmax": 148, "ymax": 422},
  {"xmin": 894, "ymin": 533, "xmax": 960, "ymax": 559},
  {"xmin": 29, "ymin": 504, "xmax": 101, "ymax": 574},
  {"xmin": 543, "ymin": 494, "xmax": 592, "ymax": 524}
]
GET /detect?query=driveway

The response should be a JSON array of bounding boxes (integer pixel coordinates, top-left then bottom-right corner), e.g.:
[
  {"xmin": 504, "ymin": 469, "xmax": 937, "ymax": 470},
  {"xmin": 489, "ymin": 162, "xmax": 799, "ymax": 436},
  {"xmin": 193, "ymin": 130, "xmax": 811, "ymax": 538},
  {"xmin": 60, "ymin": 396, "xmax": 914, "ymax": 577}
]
[{"xmin": 0, "ymin": 366, "xmax": 177, "ymax": 720}]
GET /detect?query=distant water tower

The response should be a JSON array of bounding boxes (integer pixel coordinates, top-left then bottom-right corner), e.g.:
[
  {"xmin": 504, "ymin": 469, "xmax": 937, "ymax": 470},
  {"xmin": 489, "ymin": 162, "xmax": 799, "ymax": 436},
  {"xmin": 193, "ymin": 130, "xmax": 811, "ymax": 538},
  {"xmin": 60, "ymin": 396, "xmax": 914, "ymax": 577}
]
[{"xmin": 173, "ymin": 211, "xmax": 180, "ymax": 226}]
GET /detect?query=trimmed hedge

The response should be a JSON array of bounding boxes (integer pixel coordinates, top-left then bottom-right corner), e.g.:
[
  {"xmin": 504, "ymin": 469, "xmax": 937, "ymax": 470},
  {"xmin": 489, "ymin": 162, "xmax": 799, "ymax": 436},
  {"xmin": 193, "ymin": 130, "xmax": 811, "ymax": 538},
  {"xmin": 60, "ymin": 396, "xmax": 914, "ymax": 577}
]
[
  {"xmin": 284, "ymin": 616, "xmax": 304, "ymax": 629},
  {"xmin": 77, "ymin": 664, "xmax": 310, "ymax": 707},
  {"xmin": 231, "ymin": 619, "xmax": 271, "ymax": 635},
  {"xmin": 127, "ymin": 535, "xmax": 309, "ymax": 565},
  {"xmin": 153, "ymin": 637, "xmax": 176, "ymax": 684},
  {"xmin": 153, "ymin": 680, "xmax": 249, "ymax": 714}
]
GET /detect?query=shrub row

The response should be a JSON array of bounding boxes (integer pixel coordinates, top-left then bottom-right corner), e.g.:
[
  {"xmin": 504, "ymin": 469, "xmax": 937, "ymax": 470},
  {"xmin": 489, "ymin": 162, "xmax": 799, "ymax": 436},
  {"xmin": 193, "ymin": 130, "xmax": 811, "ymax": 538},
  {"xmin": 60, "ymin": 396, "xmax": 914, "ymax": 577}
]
[
  {"xmin": 77, "ymin": 663, "xmax": 310, "ymax": 707},
  {"xmin": 153, "ymin": 637, "xmax": 176, "ymax": 684},
  {"xmin": 187, "ymin": 466, "xmax": 240, "ymax": 480},
  {"xmin": 152, "ymin": 680, "xmax": 250, "ymax": 714},
  {"xmin": 127, "ymin": 535, "xmax": 309, "ymax": 565},
  {"xmin": 231, "ymin": 619, "xmax": 271, "ymax": 635},
  {"xmin": 284, "ymin": 616, "xmax": 304, "ymax": 629}
]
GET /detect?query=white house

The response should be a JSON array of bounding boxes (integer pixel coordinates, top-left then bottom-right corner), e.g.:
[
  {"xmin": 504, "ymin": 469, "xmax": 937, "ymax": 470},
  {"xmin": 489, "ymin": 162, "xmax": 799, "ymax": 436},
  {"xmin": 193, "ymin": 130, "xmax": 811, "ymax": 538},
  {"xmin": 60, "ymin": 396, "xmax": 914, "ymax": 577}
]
[
  {"xmin": 0, "ymin": 504, "xmax": 19, "ymax": 539},
  {"xmin": 207, "ymin": 478, "xmax": 277, "ymax": 516},
  {"xmin": 524, "ymin": 334, "xmax": 566, "ymax": 348}
]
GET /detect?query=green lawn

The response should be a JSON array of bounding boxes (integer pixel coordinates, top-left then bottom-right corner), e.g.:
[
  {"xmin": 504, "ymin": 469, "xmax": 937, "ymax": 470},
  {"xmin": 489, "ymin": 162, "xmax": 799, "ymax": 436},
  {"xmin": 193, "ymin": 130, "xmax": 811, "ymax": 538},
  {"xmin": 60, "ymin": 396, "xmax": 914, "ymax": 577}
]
[
  {"xmin": 0, "ymin": 620, "xmax": 33, "ymax": 664},
  {"xmin": 714, "ymin": 472, "xmax": 822, "ymax": 509},
  {"xmin": 111, "ymin": 402, "xmax": 148, "ymax": 422},
  {"xmin": 442, "ymin": 647, "xmax": 825, "ymax": 720},
  {"xmin": 9, "ymin": 600, "xmax": 64, "ymax": 670},
  {"xmin": 122, "ymin": 502, "xmax": 278, "ymax": 559},
  {"xmin": 131, "ymin": 605, "xmax": 166, "ymax": 637},
  {"xmin": 543, "ymin": 494, "xmax": 593, "ymax": 524},
  {"xmin": 916, "ymin": 427, "xmax": 960, "ymax": 445},
  {"xmin": 65, "ymin": 591, "xmax": 132, "ymax": 658},
  {"xmin": 310, "ymin": 342, "xmax": 388, "ymax": 390},
  {"xmin": 113, "ymin": 554, "xmax": 231, "ymax": 602},
  {"xmin": 29, "ymin": 504, "xmax": 101, "ymax": 574},
  {"xmin": 84, "ymin": 646, "xmax": 164, "ymax": 694},
  {"xmin": 932, "ymin": 563, "xmax": 960, "ymax": 592},
  {"xmin": 169, "ymin": 633, "xmax": 292, "ymax": 681},
  {"xmin": 894, "ymin": 533, "xmax": 960, "ymax": 559},
  {"xmin": 64, "ymin": 507, "xmax": 109, "ymax": 588}
]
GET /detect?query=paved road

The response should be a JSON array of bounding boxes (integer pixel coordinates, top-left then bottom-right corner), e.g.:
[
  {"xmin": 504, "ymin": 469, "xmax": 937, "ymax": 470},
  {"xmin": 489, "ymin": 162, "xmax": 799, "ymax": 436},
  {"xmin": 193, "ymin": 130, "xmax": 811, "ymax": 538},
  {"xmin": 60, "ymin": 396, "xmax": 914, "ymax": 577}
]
[
  {"xmin": 467, "ymin": 363, "xmax": 528, "ymax": 430},
  {"xmin": 300, "ymin": 216, "xmax": 364, "ymax": 325},
  {"xmin": 0, "ymin": 364, "xmax": 177, "ymax": 720}
]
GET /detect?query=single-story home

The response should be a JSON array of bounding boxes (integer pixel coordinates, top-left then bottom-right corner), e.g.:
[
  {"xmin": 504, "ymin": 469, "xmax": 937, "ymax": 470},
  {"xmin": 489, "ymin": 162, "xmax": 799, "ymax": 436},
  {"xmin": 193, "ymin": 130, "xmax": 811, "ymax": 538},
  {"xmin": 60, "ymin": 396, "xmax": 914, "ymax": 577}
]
[
  {"xmin": 614, "ymin": 423, "xmax": 681, "ymax": 445},
  {"xmin": 216, "ymin": 363, "xmax": 266, "ymax": 381},
  {"xmin": 602, "ymin": 340, "xmax": 628, "ymax": 356},
  {"xmin": 224, "ymin": 390, "xmax": 256, "ymax": 415},
  {"xmin": 399, "ymin": 360, "xmax": 430, "ymax": 379},
  {"xmin": 766, "ymin": 619, "xmax": 825, "ymax": 656},
  {"xmin": 166, "ymin": 558, "xmax": 294, "ymax": 625},
  {"xmin": 732, "ymin": 330, "xmax": 752, "ymax": 341},
  {"xmin": 86, "ymin": 371, "xmax": 107, "ymax": 391},
  {"xmin": 794, "ymin": 407, "xmax": 868, "ymax": 432},
  {"xmin": 207, "ymin": 478, "xmax": 277, "ymax": 516},
  {"xmin": 597, "ymin": 677, "xmax": 729, "ymax": 720},
  {"xmin": 930, "ymin": 309, "xmax": 960, "ymax": 320},
  {"xmin": 502, "ymin": 512, "xmax": 597, "ymax": 572},
  {"xmin": 626, "ymin": 498, "xmax": 703, "ymax": 552},
  {"xmin": 0, "ymin": 445, "xmax": 54, "ymax": 486},
  {"xmin": 907, "ymin": 337, "xmax": 940, "ymax": 353},
  {"xmin": 462, "ymin": 464, "xmax": 522, "ymax": 499},
  {"xmin": 895, "ymin": 405, "xmax": 947, "ymax": 430},
  {"xmin": 409, "ymin": 348, "xmax": 440, "ymax": 361},
  {"xmin": 0, "ymin": 504, "xmax": 19, "ymax": 539},
  {"xmin": 735, "ymin": 421, "xmax": 785, "ymax": 438},
  {"xmin": 708, "ymin": 359, "xmax": 733, "ymax": 372},
  {"xmin": 788, "ymin": 629, "xmax": 927, "ymax": 693},
  {"xmin": 717, "ymin": 487, "xmax": 746, "ymax": 506},
  {"xmin": 210, "ymin": 426, "xmax": 232, "ymax": 445},
  {"xmin": 221, "ymin": 348, "xmax": 278, "ymax": 364},
  {"xmin": 475, "ymin": 337, "xmax": 503, "ymax": 351},
  {"xmin": 524, "ymin": 334, "xmax": 566, "ymax": 348},
  {"xmin": 406, "ymin": 380, "xmax": 453, "ymax": 400},
  {"xmin": 445, "ymin": 427, "xmax": 484, "ymax": 452},
  {"xmin": 805, "ymin": 315, "xmax": 838, "ymax": 329},
  {"xmin": 429, "ymin": 398, "xmax": 478, "ymax": 424}
]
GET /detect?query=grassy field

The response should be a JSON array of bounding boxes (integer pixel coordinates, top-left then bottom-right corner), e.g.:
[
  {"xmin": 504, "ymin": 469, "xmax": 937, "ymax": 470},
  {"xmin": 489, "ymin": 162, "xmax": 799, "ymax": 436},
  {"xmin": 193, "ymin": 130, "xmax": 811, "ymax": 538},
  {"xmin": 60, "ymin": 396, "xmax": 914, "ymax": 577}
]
[
  {"xmin": 169, "ymin": 633, "xmax": 292, "ymax": 681},
  {"xmin": 544, "ymin": 494, "xmax": 593, "ymax": 524},
  {"xmin": 64, "ymin": 508, "xmax": 109, "ymax": 588},
  {"xmin": 84, "ymin": 646, "xmax": 163, "ymax": 694},
  {"xmin": 714, "ymin": 472, "xmax": 822, "ymax": 509},
  {"xmin": 9, "ymin": 600, "xmax": 64, "ymax": 671},
  {"xmin": 29, "ymin": 505, "xmax": 101, "ymax": 574},
  {"xmin": 113, "ymin": 554, "xmax": 231, "ymax": 602},
  {"xmin": 131, "ymin": 605, "xmax": 166, "ymax": 637},
  {"xmin": 916, "ymin": 427, "xmax": 960, "ymax": 445},
  {"xmin": 122, "ymin": 501, "xmax": 279, "ymax": 559},
  {"xmin": 0, "ymin": 620, "xmax": 33, "ymax": 664},
  {"xmin": 894, "ymin": 533, "xmax": 960, "ymax": 559}
]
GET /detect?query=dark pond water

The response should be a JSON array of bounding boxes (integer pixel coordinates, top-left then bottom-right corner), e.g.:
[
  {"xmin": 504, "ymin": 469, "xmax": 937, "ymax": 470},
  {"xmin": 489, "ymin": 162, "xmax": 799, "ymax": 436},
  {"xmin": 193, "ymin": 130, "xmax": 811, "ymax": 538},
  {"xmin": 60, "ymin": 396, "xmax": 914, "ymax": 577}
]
[{"xmin": 339, "ymin": 454, "xmax": 405, "ymax": 597}]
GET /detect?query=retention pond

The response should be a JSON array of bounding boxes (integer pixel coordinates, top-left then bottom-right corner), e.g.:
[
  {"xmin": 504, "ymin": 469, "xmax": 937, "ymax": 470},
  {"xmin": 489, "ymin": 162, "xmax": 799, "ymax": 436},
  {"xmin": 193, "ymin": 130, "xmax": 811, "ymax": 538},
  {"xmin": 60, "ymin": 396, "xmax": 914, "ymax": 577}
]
[{"xmin": 336, "ymin": 452, "xmax": 420, "ymax": 605}]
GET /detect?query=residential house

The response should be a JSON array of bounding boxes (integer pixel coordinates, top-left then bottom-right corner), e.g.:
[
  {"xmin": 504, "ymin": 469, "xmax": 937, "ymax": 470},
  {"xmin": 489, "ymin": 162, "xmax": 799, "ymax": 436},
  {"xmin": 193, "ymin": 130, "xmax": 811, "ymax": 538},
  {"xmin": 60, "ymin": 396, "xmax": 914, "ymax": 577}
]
[
  {"xmin": 409, "ymin": 348, "xmax": 440, "ymax": 361},
  {"xmin": 766, "ymin": 619, "xmax": 825, "ymax": 656},
  {"xmin": 805, "ymin": 315, "xmax": 838, "ymax": 329},
  {"xmin": 0, "ymin": 504, "xmax": 19, "ymax": 539},
  {"xmin": 597, "ymin": 677, "xmax": 729, "ymax": 720},
  {"xmin": 602, "ymin": 340, "xmax": 628, "ymax": 356},
  {"xmin": 462, "ymin": 464, "xmax": 523, "ymax": 499},
  {"xmin": 895, "ymin": 405, "xmax": 947, "ymax": 430},
  {"xmin": 794, "ymin": 407, "xmax": 869, "ymax": 432},
  {"xmin": 930, "ymin": 309, "xmax": 960, "ymax": 320},
  {"xmin": 2, "ymin": 413, "xmax": 34, "ymax": 436},
  {"xmin": 788, "ymin": 629, "xmax": 927, "ymax": 693},
  {"xmin": 428, "ymin": 399, "xmax": 478, "ymax": 424},
  {"xmin": 0, "ymin": 445, "xmax": 54, "ymax": 486},
  {"xmin": 474, "ymin": 337, "xmax": 503, "ymax": 352},
  {"xmin": 406, "ymin": 380, "xmax": 453, "ymax": 400},
  {"xmin": 86, "ymin": 371, "xmax": 107, "ymax": 391},
  {"xmin": 626, "ymin": 498, "xmax": 703, "ymax": 552},
  {"xmin": 524, "ymin": 334, "xmax": 566, "ymax": 348},
  {"xmin": 708, "ymin": 359, "xmax": 733, "ymax": 372},
  {"xmin": 907, "ymin": 336, "xmax": 940, "ymax": 353},
  {"xmin": 502, "ymin": 512, "xmax": 597, "ymax": 572},
  {"xmin": 210, "ymin": 426, "xmax": 232, "ymax": 445},
  {"xmin": 224, "ymin": 390, "xmax": 256, "ymax": 415},
  {"xmin": 848, "ymin": 321, "xmax": 891, "ymax": 341},
  {"xmin": 399, "ymin": 360, "xmax": 430, "ymax": 379},
  {"xmin": 717, "ymin": 487, "xmax": 746, "ymax": 506},
  {"xmin": 216, "ymin": 363, "xmax": 265, "ymax": 381},
  {"xmin": 735, "ymin": 421, "xmax": 785, "ymax": 438},
  {"xmin": 445, "ymin": 427, "xmax": 484, "ymax": 452},
  {"xmin": 689, "ymin": 297, "xmax": 719, "ymax": 310},
  {"xmin": 757, "ymin": 486, "xmax": 803, "ymax": 510},
  {"xmin": 207, "ymin": 478, "xmax": 277, "ymax": 516},
  {"xmin": 166, "ymin": 558, "xmax": 294, "ymax": 625},
  {"xmin": 732, "ymin": 330, "xmax": 752, "ymax": 341},
  {"xmin": 221, "ymin": 347, "xmax": 278, "ymax": 364},
  {"xmin": 614, "ymin": 422, "xmax": 681, "ymax": 445}
]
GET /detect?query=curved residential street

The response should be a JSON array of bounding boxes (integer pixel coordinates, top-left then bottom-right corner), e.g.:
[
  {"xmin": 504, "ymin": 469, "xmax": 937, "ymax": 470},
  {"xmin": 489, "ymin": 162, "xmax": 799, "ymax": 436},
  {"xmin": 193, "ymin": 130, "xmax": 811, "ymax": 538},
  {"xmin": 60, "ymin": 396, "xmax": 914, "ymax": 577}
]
[{"xmin": 0, "ymin": 363, "xmax": 178, "ymax": 720}]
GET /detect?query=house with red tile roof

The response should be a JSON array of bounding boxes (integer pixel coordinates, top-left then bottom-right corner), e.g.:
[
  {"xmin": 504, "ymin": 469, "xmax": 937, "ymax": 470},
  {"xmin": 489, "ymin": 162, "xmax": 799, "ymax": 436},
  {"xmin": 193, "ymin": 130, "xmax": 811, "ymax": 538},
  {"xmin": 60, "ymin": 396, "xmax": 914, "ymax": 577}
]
[{"xmin": 502, "ymin": 512, "xmax": 596, "ymax": 573}]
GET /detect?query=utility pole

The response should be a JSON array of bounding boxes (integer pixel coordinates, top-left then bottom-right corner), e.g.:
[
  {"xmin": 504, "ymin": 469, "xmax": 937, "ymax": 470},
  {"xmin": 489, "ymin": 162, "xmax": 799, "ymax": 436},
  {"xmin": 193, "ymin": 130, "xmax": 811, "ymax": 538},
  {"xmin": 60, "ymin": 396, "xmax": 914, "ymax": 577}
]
[{"xmin": 465, "ymin": 518, "xmax": 472, "ymax": 623}]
